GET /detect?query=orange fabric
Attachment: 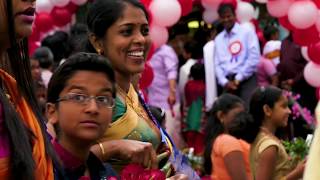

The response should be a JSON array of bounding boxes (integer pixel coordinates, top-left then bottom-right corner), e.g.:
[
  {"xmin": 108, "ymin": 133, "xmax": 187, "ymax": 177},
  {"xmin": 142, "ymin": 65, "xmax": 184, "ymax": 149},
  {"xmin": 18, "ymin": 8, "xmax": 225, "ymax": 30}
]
[
  {"xmin": 0, "ymin": 69, "xmax": 54, "ymax": 180},
  {"xmin": 0, "ymin": 157, "xmax": 9, "ymax": 178},
  {"xmin": 211, "ymin": 134, "xmax": 252, "ymax": 180}
]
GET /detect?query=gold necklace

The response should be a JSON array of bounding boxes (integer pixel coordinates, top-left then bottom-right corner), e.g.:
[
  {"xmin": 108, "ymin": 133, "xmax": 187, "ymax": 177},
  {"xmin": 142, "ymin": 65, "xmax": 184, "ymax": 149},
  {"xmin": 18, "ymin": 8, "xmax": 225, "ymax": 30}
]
[{"xmin": 116, "ymin": 85, "xmax": 149, "ymax": 120}]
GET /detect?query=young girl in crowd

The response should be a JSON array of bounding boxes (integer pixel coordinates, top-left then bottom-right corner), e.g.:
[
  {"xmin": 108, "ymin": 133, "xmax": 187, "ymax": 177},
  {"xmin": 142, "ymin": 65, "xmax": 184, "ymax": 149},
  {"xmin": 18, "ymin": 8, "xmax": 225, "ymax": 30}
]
[
  {"xmin": 248, "ymin": 86, "xmax": 305, "ymax": 180},
  {"xmin": 204, "ymin": 94, "xmax": 252, "ymax": 180},
  {"xmin": 86, "ymin": 0, "xmax": 196, "ymax": 178},
  {"xmin": 0, "ymin": 0, "xmax": 60, "ymax": 179},
  {"xmin": 46, "ymin": 52, "xmax": 117, "ymax": 179},
  {"xmin": 183, "ymin": 63, "xmax": 206, "ymax": 155}
]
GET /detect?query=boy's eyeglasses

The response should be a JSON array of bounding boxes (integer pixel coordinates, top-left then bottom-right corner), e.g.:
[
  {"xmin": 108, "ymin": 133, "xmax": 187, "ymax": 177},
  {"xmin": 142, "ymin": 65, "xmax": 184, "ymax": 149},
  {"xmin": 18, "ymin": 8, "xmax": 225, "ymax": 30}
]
[{"xmin": 57, "ymin": 93, "xmax": 115, "ymax": 108}]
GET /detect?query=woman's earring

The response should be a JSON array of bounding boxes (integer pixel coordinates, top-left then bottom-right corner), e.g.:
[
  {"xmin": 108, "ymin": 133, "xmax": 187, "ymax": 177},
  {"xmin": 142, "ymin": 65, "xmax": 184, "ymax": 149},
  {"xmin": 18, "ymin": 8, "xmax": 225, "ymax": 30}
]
[{"xmin": 97, "ymin": 49, "xmax": 103, "ymax": 55}]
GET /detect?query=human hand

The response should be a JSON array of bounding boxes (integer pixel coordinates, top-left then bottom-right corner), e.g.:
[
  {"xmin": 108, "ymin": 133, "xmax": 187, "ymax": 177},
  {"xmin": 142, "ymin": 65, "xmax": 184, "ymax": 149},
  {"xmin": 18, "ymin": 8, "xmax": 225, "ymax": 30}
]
[
  {"xmin": 166, "ymin": 174, "xmax": 188, "ymax": 180},
  {"xmin": 114, "ymin": 139, "xmax": 158, "ymax": 169},
  {"xmin": 168, "ymin": 92, "xmax": 176, "ymax": 106},
  {"xmin": 294, "ymin": 159, "xmax": 306, "ymax": 178}
]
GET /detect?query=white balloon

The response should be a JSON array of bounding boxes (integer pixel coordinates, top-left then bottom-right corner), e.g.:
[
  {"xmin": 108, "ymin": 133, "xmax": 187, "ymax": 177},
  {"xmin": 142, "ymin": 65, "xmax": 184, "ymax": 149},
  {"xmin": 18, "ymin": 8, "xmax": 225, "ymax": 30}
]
[
  {"xmin": 36, "ymin": 0, "xmax": 54, "ymax": 13},
  {"xmin": 256, "ymin": 0, "xmax": 267, "ymax": 4},
  {"xmin": 241, "ymin": 21, "xmax": 256, "ymax": 32},
  {"xmin": 267, "ymin": 0, "xmax": 293, "ymax": 18},
  {"xmin": 150, "ymin": 25, "xmax": 169, "ymax": 49},
  {"xmin": 71, "ymin": 0, "xmax": 88, "ymax": 6},
  {"xmin": 288, "ymin": 1, "xmax": 318, "ymax": 29},
  {"xmin": 304, "ymin": 62, "xmax": 320, "ymax": 87},
  {"xmin": 150, "ymin": 0, "xmax": 181, "ymax": 27},
  {"xmin": 50, "ymin": 0, "xmax": 70, "ymax": 7},
  {"xmin": 202, "ymin": 8, "xmax": 219, "ymax": 24},
  {"xmin": 236, "ymin": 1, "xmax": 255, "ymax": 23},
  {"xmin": 301, "ymin": 46, "xmax": 311, "ymax": 62}
]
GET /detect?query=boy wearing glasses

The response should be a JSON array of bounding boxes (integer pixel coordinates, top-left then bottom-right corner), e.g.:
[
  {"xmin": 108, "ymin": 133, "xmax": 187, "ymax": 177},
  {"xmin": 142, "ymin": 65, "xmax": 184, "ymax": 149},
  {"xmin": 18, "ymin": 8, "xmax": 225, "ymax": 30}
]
[{"xmin": 46, "ymin": 53, "xmax": 118, "ymax": 180}]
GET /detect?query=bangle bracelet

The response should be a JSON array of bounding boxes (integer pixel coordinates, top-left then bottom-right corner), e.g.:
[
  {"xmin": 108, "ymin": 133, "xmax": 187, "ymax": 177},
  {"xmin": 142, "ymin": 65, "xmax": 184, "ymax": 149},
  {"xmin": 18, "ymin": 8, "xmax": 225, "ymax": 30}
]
[{"xmin": 98, "ymin": 142, "xmax": 105, "ymax": 156}]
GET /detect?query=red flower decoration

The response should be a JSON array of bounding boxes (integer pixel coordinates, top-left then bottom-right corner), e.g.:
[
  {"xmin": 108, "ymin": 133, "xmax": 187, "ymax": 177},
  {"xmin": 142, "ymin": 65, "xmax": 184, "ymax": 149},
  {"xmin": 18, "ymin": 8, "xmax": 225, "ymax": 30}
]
[{"xmin": 120, "ymin": 164, "xmax": 166, "ymax": 180}]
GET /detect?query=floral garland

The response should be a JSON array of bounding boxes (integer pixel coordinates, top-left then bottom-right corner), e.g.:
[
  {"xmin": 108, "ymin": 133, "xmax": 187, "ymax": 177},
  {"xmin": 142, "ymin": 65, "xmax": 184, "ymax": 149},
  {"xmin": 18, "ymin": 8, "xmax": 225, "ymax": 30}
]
[{"xmin": 283, "ymin": 91, "xmax": 315, "ymax": 128}]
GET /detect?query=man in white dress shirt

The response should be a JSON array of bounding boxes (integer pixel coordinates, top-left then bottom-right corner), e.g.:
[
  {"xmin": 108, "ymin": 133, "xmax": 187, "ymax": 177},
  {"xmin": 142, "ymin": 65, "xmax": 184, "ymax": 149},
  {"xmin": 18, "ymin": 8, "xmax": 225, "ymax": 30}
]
[{"xmin": 214, "ymin": 3, "xmax": 260, "ymax": 106}]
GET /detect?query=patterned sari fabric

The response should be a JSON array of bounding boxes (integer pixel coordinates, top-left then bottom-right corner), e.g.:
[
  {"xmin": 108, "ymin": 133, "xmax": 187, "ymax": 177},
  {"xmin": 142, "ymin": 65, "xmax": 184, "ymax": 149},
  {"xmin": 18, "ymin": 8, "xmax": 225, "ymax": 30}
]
[{"xmin": 100, "ymin": 84, "xmax": 200, "ymax": 179}]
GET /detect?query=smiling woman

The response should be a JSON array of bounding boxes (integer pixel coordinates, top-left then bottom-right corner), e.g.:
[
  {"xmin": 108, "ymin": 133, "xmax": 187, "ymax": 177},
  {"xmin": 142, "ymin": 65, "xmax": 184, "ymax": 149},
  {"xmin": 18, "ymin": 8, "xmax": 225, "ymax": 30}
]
[
  {"xmin": 85, "ymin": 0, "xmax": 198, "ymax": 179},
  {"xmin": 0, "ymin": 0, "xmax": 61, "ymax": 179}
]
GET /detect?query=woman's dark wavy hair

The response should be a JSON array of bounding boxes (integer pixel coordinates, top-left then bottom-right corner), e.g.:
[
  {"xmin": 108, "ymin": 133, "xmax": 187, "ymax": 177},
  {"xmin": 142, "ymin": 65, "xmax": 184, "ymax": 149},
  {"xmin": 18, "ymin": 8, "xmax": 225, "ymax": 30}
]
[
  {"xmin": 3, "ymin": 0, "xmax": 62, "ymax": 179},
  {"xmin": 86, "ymin": 0, "xmax": 149, "ymax": 53},
  {"xmin": 47, "ymin": 52, "xmax": 116, "ymax": 104},
  {"xmin": 203, "ymin": 94, "xmax": 244, "ymax": 174},
  {"xmin": 247, "ymin": 86, "xmax": 283, "ymax": 143}
]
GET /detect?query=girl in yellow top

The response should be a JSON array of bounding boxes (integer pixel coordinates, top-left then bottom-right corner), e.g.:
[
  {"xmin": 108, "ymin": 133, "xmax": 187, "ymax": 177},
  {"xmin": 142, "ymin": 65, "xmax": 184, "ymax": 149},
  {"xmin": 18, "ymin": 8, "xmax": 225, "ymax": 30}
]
[{"xmin": 248, "ymin": 86, "xmax": 305, "ymax": 180}]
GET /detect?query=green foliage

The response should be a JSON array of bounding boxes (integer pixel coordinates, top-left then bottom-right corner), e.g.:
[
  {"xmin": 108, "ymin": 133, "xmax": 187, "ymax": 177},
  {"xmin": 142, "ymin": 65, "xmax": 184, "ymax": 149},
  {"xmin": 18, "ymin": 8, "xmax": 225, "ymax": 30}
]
[{"xmin": 283, "ymin": 137, "xmax": 309, "ymax": 166}]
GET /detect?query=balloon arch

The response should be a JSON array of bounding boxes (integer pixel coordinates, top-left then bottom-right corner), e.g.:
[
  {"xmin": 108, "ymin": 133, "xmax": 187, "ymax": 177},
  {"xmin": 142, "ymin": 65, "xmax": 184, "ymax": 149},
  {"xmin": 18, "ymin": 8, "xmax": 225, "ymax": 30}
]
[{"xmin": 31, "ymin": 0, "xmax": 320, "ymax": 93}]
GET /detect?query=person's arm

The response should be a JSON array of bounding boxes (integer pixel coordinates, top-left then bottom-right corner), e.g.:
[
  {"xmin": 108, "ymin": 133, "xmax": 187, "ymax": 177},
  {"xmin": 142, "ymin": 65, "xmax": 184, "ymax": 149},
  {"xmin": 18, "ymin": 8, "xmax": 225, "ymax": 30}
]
[
  {"xmin": 168, "ymin": 79, "xmax": 177, "ymax": 106},
  {"xmin": 91, "ymin": 139, "xmax": 158, "ymax": 169},
  {"xmin": 224, "ymin": 151, "xmax": 248, "ymax": 180},
  {"xmin": 214, "ymin": 39, "xmax": 229, "ymax": 87},
  {"xmin": 235, "ymin": 30, "xmax": 260, "ymax": 82},
  {"xmin": 163, "ymin": 47, "xmax": 178, "ymax": 106},
  {"xmin": 256, "ymin": 146, "xmax": 278, "ymax": 180},
  {"xmin": 286, "ymin": 160, "xmax": 305, "ymax": 180}
]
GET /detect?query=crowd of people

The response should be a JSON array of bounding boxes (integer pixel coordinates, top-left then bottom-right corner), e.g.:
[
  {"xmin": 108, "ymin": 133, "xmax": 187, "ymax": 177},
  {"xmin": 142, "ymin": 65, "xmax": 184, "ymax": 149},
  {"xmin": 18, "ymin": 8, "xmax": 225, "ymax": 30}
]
[{"xmin": 0, "ymin": 0, "xmax": 318, "ymax": 179}]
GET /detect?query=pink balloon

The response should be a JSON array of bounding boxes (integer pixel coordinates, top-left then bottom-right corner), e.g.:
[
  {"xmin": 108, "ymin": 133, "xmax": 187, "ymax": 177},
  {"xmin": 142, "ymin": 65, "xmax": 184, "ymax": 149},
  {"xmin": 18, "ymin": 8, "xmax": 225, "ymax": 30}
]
[
  {"xmin": 267, "ymin": 0, "xmax": 293, "ymax": 17},
  {"xmin": 71, "ymin": 0, "xmax": 87, "ymax": 6},
  {"xmin": 202, "ymin": 9, "xmax": 219, "ymax": 23},
  {"xmin": 301, "ymin": 46, "xmax": 311, "ymax": 62},
  {"xmin": 304, "ymin": 62, "xmax": 320, "ymax": 87},
  {"xmin": 36, "ymin": 0, "xmax": 54, "ymax": 13},
  {"xmin": 236, "ymin": 1, "xmax": 255, "ymax": 23},
  {"xmin": 288, "ymin": 1, "xmax": 318, "ymax": 29},
  {"xmin": 201, "ymin": 0, "xmax": 221, "ymax": 10},
  {"xmin": 34, "ymin": 13, "xmax": 54, "ymax": 32},
  {"xmin": 50, "ymin": 0, "xmax": 70, "ymax": 7},
  {"xmin": 149, "ymin": 25, "xmax": 168, "ymax": 49},
  {"xmin": 150, "ymin": 0, "xmax": 181, "ymax": 27},
  {"xmin": 51, "ymin": 7, "xmax": 72, "ymax": 27}
]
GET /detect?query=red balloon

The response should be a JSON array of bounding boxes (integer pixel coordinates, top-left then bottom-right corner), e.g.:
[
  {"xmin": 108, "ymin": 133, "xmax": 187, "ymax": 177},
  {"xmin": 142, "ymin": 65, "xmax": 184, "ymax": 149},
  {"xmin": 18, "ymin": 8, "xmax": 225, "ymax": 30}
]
[
  {"xmin": 29, "ymin": 26, "xmax": 40, "ymax": 42},
  {"xmin": 65, "ymin": 2, "xmax": 79, "ymax": 14},
  {"xmin": 140, "ymin": 0, "xmax": 152, "ymax": 7},
  {"xmin": 292, "ymin": 26, "xmax": 320, "ymax": 46},
  {"xmin": 178, "ymin": 0, "xmax": 193, "ymax": 16},
  {"xmin": 146, "ymin": 43, "xmax": 155, "ymax": 61},
  {"xmin": 314, "ymin": 0, "xmax": 320, "ymax": 8},
  {"xmin": 28, "ymin": 41, "xmax": 40, "ymax": 57},
  {"xmin": 278, "ymin": 16, "xmax": 295, "ymax": 31},
  {"xmin": 307, "ymin": 41, "xmax": 320, "ymax": 65},
  {"xmin": 317, "ymin": 88, "xmax": 320, "ymax": 100},
  {"xmin": 139, "ymin": 62, "xmax": 154, "ymax": 89},
  {"xmin": 34, "ymin": 13, "xmax": 54, "ymax": 32},
  {"xmin": 51, "ymin": 7, "xmax": 72, "ymax": 27}
]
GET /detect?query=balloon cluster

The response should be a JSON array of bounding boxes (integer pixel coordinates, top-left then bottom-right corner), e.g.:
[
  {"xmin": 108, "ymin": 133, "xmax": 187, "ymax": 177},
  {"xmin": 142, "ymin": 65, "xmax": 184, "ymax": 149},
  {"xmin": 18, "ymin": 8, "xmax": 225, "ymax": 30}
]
[
  {"xmin": 139, "ymin": 0, "xmax": 192, "ymax": 90},
  {"xmin": 29, "ymin": 0, "xmax": 89, "ymax": 55},
  {"xmin": 201, "ymin": 0, "xmax": 256, "ymax": 24},
  {"xmin": 255, "ymin": 0, "xmax": 320, "ymax": 96}
]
